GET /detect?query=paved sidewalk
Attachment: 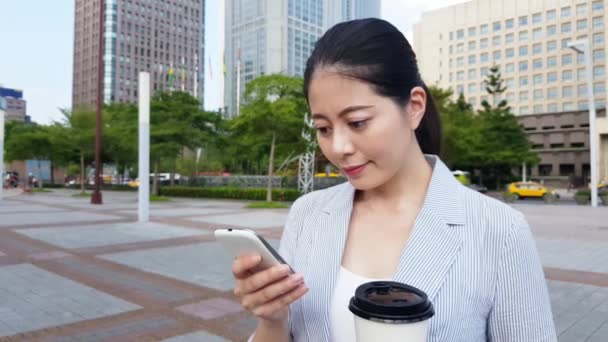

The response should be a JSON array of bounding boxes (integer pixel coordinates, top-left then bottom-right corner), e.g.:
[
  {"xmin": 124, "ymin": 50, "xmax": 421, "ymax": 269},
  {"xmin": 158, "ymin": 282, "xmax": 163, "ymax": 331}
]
[{"xmin": 0, "ymin": 189, "xmax": 606, "ymax": 341}]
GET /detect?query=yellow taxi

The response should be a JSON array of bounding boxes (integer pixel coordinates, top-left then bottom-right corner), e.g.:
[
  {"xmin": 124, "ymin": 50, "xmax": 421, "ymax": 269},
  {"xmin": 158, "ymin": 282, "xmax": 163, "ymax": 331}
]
[{"xmin": 507, "ymin": 181, "xmax": 551, "ymax": 198}]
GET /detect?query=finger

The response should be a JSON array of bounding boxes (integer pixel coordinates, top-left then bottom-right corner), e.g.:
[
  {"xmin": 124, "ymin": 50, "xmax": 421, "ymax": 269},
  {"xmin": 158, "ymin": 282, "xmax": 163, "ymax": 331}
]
[
  {"xmin": 241, "ymin": 264, "xmax": 293, "ymax": 295},
  {"xmin": 232, "ymin": 254, "xmax": 262, "ymax": 279},
  {"xmin": 243, "ymin": 272, "xmax": 304, "ymax": 309},
  {"xmin": 252, "ymin": 283, "xmax": 309, "ymax": 317}
]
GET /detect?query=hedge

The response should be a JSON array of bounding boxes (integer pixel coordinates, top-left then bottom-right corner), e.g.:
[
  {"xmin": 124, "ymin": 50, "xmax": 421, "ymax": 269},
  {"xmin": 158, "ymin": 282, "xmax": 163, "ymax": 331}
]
[{"xmin": 158, "ymin": 186, "xmax": 301, "ymax": 201}]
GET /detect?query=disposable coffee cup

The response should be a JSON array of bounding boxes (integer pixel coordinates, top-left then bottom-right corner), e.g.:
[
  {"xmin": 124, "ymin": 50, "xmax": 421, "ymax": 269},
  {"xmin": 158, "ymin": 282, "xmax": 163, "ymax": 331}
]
[{"xmin": 348, "ymin": 281, "xmax": 434, "ymax": 342}]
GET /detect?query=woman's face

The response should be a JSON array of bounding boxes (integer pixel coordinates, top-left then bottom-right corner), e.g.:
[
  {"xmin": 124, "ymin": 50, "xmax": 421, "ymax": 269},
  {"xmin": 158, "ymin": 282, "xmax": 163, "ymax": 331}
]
[{"xmin": 308, "ymin": 69, "xmax": 426, "ymax": 190}]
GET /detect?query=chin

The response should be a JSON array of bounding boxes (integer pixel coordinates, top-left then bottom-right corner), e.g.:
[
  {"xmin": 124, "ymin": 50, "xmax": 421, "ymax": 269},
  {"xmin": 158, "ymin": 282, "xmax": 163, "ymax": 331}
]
[{"xmin": 346, "ymin": 176, "xmax": 386, "ymax": 191}]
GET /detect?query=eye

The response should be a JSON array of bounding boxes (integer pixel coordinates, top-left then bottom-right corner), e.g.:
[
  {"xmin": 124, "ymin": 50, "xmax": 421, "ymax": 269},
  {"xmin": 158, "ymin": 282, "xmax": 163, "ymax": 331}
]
[
  {"xmin": 349, "ymin": 120, "xmax": 368, "ymax": 129},
  {"xmin": 316, "ymin": 126, "xmax": 331, "ymax": 136}
]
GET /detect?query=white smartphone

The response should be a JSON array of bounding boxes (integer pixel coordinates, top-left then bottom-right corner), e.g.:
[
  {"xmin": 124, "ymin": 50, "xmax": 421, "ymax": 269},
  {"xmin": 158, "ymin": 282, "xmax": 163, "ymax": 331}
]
[{"xmin": 214, "ymin": 228, "xmax": 294, "ymax": 273}]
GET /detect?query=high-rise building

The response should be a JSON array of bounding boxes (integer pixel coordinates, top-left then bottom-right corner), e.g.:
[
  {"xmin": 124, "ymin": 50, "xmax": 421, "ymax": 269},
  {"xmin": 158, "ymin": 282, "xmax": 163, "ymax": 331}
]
[
  {"xmin": 72, "ymin": 0, "xmax": 205, "ymax": 109},
  {"xmin": 413, "ymin": 0, "xmax": 607, "ymax": 116},
  {"xmin": 223, "ymin": 0, "xmax": 380, "ymax": 118},
  {"xmin": 0, "ymin": 87, "xmax": 28, "ymax": 122}
]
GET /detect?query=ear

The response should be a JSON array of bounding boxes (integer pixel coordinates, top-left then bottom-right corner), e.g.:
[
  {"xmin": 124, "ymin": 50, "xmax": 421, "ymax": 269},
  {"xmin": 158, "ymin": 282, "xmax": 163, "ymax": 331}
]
[{"xmin": 405, "ymin": 86, "xmax": 427, "ymax": 130}]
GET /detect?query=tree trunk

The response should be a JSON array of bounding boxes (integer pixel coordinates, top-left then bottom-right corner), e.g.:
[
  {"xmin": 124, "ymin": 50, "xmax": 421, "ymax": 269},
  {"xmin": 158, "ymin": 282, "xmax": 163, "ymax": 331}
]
[
  {"xmin": 152, "ymin": 159, "xmax": 159, "ymax": 196},
  {"xmin": 50, "ymin": 162, "xmax": 55, "ymax": 184},
  {"xmin": 266, "ymin": 132, "xmax": 276, "ymax": 202},
  {"xmin": 80, "ymin": 153, "xmax": 85, "ymax": 193},
  {"xmin": 170, "ymin": 159, "xmax": 175, "ymax": 186}
]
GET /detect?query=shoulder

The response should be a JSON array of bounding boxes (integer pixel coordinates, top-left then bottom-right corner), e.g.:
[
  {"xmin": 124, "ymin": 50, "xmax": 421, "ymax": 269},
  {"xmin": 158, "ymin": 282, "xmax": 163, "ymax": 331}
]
[
  {"xmin": 460, "ymin": 186, "xmax": 528, "ymax": 243},
  {"xmin": 288, "ymin": 182, "xmax": 350, "ymax": 217}
]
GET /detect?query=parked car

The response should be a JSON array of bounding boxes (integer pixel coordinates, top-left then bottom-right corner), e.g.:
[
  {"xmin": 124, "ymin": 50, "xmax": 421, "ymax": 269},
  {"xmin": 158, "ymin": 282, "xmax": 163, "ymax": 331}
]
[{"xmin": 507, "ymin": 181, "xmax": 558, "ymax": 199}]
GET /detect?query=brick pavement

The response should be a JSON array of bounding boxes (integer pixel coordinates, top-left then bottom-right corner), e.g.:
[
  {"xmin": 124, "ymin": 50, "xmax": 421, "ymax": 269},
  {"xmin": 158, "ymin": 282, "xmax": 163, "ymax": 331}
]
[{"xmin": 0, "ymin": 189, "xmax": 605, "ymax": 341}]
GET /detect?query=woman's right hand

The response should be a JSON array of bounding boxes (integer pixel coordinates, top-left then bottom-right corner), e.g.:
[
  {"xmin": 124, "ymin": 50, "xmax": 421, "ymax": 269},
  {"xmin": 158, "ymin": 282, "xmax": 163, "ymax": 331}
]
[{"xmin": 232, "ymin": 254, "xmax": 309, "ymax": 322}]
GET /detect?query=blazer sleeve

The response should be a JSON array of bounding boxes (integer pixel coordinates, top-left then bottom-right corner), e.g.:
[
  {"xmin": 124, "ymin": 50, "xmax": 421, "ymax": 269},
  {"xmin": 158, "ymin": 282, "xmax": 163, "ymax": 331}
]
[
  {"xmin": 487, "ymin": 214, "xmax": 557, "ymax": 342},
  {"xmin": 248, "ymin": 196, "xmax": 309, "ymax": 342}
]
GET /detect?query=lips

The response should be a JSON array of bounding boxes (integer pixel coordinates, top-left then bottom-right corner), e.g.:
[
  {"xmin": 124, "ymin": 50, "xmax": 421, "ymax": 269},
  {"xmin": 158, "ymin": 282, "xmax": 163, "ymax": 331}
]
[{"xmin": 342, "ymin": 163, "xmax": 369, "ymax": 177}]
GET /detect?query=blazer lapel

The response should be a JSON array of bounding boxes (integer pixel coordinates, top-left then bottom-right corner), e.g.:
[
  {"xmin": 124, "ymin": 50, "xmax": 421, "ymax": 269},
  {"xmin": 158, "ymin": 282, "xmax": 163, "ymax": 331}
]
[
  {"xmin": 393, "ymin": 156, "xmax": 467, "ymax": 301},
  {"xmin": 301, "ymin": 182, "xmax": 355, "ymax": 341}
]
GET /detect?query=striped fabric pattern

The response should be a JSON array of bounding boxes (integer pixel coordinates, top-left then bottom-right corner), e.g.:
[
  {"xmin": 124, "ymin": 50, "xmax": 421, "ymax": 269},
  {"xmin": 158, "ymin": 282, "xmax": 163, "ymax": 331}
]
[{"xmin": 274, "ymin": 155, "xmax": 557, "ymax": 342}]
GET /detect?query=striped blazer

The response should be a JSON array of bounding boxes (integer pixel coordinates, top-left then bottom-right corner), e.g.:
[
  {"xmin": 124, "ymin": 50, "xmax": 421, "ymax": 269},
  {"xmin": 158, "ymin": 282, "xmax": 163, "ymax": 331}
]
[{"xmin": 277, "ymin": 155, "xmax": 557, "ymax": 342}]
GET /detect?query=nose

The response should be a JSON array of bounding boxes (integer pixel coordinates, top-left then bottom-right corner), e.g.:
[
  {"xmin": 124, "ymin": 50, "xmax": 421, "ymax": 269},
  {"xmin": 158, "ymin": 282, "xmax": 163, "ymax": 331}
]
[{"xmin": 332, "ymin": 128, "xmax": 355, "ymax": 157}]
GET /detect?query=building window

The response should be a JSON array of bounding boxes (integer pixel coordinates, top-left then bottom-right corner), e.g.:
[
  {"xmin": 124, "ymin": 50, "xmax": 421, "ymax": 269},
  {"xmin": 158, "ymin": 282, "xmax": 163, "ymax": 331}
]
[
  {"xmin": 578, "ymin": 67, "xmax": 586, "ymax": 80},
  {"xmin": 533, "ymin": 43, "xmax": 542, "ymax": 54},
  {"xmin": 594, "ymin": 65, "xmax": 605, "ymax": 77},
  {"xmin": 577, "ymin": 52, "xmax": 585, "ymax": 64},
  {"xmin": 492, "ymin": 36, "xmax": 501, "ymax": 46},
  {"xmin": 561, "ymin": 22, "xmax": 571, "ymax": 33},
  {"xmin": 506, "ymin": 33, "xmax": 514, "ymax": 43},
  {"xmin": 593, "ymin": 83, "xmax": 604, "ymax": 95},
  {"xmin": 534, "ymin": 89, "xmax": 544, "ymax": 99},
  {"xmin": 547, "ymin": 56, "xmax": 557, "ymax": 67},
  {"xmin": 468, "ymin": 55, "xmax": 476, "ymax": 64},
  {"xmin": 506, "ymin": 48, "xmax": 515, "ymax": 58},
  {"xmin": 576, "ymin": 3, "xmax": 587, "ymax": 16},
  {"xmin": 547, "ymin": 9, "xmax": 556, "ymax": 21},
  {"xmin": 533, "ymin": 58, "xmax": 543, "ymax": 69},
  {"xmin": 519, "ymin": 30, "xmax": 529, "ymax": 41},
  {"xmin": 533, "ymin": 28, "xmax": 542, "ymax": 40},
  {"xmin": 493, "ymin": 21, "xmax": 501, "ymax": 32},
  {"xmin": 520, "ymin": 106, "xmax": 530, "ymax": 115},
  {"xmin": 562, "ymin": 70, "xmax": 573, "ymax": 80},
  {"xmin": 562, "ymin": 38, "xmax": 572, "ymax": 48},
  {"xmin": 506, "ymin": 63, "xmax": 515, "ymax": 73},
  {"xmin": 579, "ymin": 84, "xmax": 588, "ymax": 96},
  {"xmin": 457, "ymin": 29, "xmax": 464, "ymax": 39},
  {"xmin": 562, "ymin": 86, "xmax": 573, "ymax": 97},
  {"xmin": 519, "ymin": 91, "xmax": 529, "ymax": 101},
  {"xmin": 480, "ymin": 24, "xmax": 488, "ymax": 34},
  {"xmin": 481, "ymin": 67, "xmax": 489, "ymax": 76},
  {"xmin": 506, "ymin": 18, "xmax": 514, "ymax": 29},
  {"xmin": 562, "ymin": 54, "xmax": 573, "ymax": 65},
  {"xmin": 468, "ymin": 83, "xmax": 477, "ymax": 93},
  {"xmin": 561, "ymin": 6, "xmax": 571, "ymax": 18},
  {"xmin": 457, "ymin": 43, "xmax": 464, "ymax": 52},
  {"xmin": 539, "ymin": 165, "xmax": 553, "ymax": 176},
  {"xmin": 506, "ymin": 79, "xmax": 515, "ymax": 89},
  {"xmin": 593, "ymin": 16, "xmax": 604, "ymax": 29},
  {"xmin": 593, "ymin": 33, "xmax": 605, "ymax": 45},
  {"xmin": 559, "ymin": 164, "xmax": 575, "ymax": 176},
  {"xmin": 519, "ymin": 45, "xmax": 528, "ymax": 56},
  {"xmin": 468, "ymin": 69, "xmax": 477, "ymax": 79},
  {"xmin": 457, "ymin": 71, "xmax": 465, "ymax": 80},
  {"xmin": 577, "ymin": 19, "xmax": 588, "ymax": 31},
  {"xmin": 493, "ymin": 50, "xmax": 501, "ymax": 61},
  {"xmin": 481, "ymin": 52, "xmax": 489, "ymax": 62},
  {"xmin": 548, "ymin": 87, "xmax": 558, "ymax": 99},
  {"xmin": 468, "ymin": 41, "xmax": 476, "ymax": 50},
  {"xmin": 468, "ymin": 27, "xmax": 476, "ymax": 36},
  {"xmin": 593, "ymin": 1, "xmax": 604, "ymax": 12},
  {"xmin": 520, "ymin": 76, "xmax": 529, "ymax": 86},
  {"xmin": 548, "ymin": 103, "xmax": 559, "ymax": 112},
  {"xmin": 548, "ymin": 72, "xmax": 558, "ymax": 83},
  {"xmin": 594, "ymin": 49, "xmax": 605, "ymax": 62},
  {"xmin": 547, "ymin": 40, "xmax": 557, "ymax": 52},
  {"xmin": 480, "ymin": 38, "xmax": 488, "ymax": 48},
  {"xmin": 519, "ymin": 16, "xmax": 528, "ymax": 26},
  {"xmin": 519, "ymin": 60, "xmax": 529, "ymax": 71},
  {"xmin": 532, "ymin": 12, "xmax": 542, "ymax": 24},
  {"xmin": 534, "ymin": 105, "xmax": 544, "ymax": 113},
  {"xmin": 579, "ymin": 101, "xmax": 589, "ymax": 110},
  {"xmin": 546, "ymin": 25, "xmax": 557, "ymax": 36}
]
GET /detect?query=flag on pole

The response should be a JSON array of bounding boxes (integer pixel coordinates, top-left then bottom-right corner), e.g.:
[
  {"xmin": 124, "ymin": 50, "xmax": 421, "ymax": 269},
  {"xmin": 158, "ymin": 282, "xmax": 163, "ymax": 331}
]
[{"xmin": 168, "ymin": 62, "xmax": 175, "ymax": 90}]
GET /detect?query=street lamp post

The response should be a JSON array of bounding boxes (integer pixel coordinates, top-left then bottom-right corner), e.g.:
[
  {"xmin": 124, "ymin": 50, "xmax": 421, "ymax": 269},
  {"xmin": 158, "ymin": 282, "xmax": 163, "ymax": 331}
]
[
  {"xmin": 91, "ymin": 0, "xmax": 105, "ymax": 204},
  {"xmin": 568, "ymin": 39, "xmax": 598, "ymax": 207},
  {"xmin": 0, "ymin": 97, "xmax": 5, "ymax": 202}
]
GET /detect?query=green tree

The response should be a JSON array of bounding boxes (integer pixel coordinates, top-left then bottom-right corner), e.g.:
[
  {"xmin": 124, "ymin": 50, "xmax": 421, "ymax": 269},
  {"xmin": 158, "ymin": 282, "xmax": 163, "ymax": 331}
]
[
  {"xmin": 104, "ymin": 103, "xmax": 138, "ymax": 182},
  {"xmin": 231, "ymin": 74, "xmax": 308, "ymax": 201},
  {"xmin": 58, "ymin": 108, "xmax": 96, "ymax": 193},
  {"xmin": 150, "ymin": 91, "xmax": 207, "ymax": 194},
  {"xmin": 478, "ymin": 65, "xmax": 538, "ymax": 189}
]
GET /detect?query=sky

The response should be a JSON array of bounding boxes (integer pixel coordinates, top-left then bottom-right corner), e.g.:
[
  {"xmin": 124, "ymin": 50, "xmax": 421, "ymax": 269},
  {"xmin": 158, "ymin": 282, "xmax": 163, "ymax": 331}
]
[{"xmin": 0, "ymin": 0, "xmax": 468, "ymax": 125}]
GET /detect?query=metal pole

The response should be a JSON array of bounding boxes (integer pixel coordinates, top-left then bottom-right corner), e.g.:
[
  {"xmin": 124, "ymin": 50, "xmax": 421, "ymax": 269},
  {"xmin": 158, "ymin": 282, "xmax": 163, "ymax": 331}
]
[
  {"xmin": 584, "ymin": 42, "xmax": 599, "ymax": 207},
  {"xmin": 138, "ymin": 72, "xmax": 151, "ymax": 222},
  {"xmin": 522, "ymin": 162, "xmax": 527, "ymax": 182},
  {"xmin": 91, "ymin": 0, "xmax": 105, "ymax": 204},
  {"xmin": 0, "ymin": 105, "xmax": 4, "ymax": 202}
]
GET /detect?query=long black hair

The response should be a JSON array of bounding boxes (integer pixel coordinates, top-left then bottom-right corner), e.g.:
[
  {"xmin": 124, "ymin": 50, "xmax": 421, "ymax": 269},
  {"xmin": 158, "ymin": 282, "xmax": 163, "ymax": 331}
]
[{"xmin": 303, "ymin": 18, "xmax": 441, "ymax": 155}]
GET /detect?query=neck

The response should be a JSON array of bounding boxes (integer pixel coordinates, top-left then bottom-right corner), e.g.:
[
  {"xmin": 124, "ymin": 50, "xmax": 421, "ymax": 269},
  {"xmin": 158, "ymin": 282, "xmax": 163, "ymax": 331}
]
[{"xmin": 358, "ymin": 151, "xmax": 433, "ymax": 212}]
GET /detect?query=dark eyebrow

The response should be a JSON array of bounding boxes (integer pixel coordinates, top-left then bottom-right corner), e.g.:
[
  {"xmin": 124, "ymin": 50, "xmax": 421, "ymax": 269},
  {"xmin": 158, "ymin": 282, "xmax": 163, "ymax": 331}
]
[{"xmin": 312, "ymin": 105, "xmax": 374, "ymax": 120}]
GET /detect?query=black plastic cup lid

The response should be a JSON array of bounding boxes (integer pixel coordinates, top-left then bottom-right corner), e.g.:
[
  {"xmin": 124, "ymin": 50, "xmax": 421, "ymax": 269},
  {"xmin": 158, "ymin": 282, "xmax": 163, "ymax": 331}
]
[{"xmin": 348, "ymin": 281, "xmax": 434, "ymax": 323}]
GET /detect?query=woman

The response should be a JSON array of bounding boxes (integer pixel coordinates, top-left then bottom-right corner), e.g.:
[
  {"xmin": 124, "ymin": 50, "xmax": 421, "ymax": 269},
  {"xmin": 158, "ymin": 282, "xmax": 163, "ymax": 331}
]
[{"xmin": 231, "ymin": 18, "xmax": 556, "ymax": 342}]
